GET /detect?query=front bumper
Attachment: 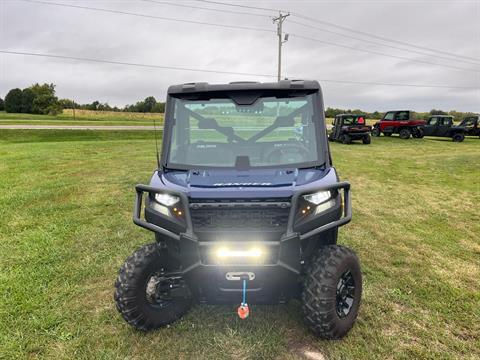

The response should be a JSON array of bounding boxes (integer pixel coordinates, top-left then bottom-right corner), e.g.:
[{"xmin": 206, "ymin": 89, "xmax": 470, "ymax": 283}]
[{"xmin": 132, "ymin": 182, "xmax": 352, "ymax": 303}]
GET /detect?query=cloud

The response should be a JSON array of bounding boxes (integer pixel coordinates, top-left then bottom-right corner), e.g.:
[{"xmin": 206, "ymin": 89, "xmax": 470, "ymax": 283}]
[{"xmin": 0, "ymin": 0, "xmax": 479, "ymax": 112}]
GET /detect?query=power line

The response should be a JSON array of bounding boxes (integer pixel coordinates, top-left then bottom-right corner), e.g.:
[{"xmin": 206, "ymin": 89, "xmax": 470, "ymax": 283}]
[
  {"xmin": 22, "ymin": 0, "xmax": 479, "ymax": 74},
  {"xmin": 147, "ymin": 0, "xmax": 479, "ymax": 68},
  {"xmin": 194, "ymin": 0, "xmax": 480, "ymax": 63},
  {"xmin": 1, "ymin": 50, "xmax": 478, "ymax": 90},
  {"xmin": 194, "ymin": 0, "xmax": 282, "ymax": 13},
  {"xmin": 289, "ymin": 19, "xmax": 480, "ymax": 67},
  {"xmin": 0, "ymin": 50, "xmax": 275, "ymax": 77},
  {"xmin": 141, "ymin": 0, "xmax": 270, "ymax": 18},
  {"xmin": 291, "ymin": 12, "xmax": 480, "ymax": 63},
  {"xmin": 21, "ymin": 0, "xmax": 274, "ymax": 34},
  {"xmin": 290, "ymin": 33, "xmax": 480, "ymax": 73}
]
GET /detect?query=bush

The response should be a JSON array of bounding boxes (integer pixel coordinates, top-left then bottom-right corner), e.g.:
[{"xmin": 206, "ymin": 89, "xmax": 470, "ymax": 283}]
[
  {"xmin": 59, "ymin": 99, "xmax": 77, "ymax": 109},
  {"xmin": 29, "ymin": 83, "xmax": 61, "ymax": 115},
  {"xmin": 0, "ymin": 97, "xmax": 4, "ymax": 111},
  {"xmin": 4, "ymin": 88, "xmax": 23, "ymax": 113},
  {"xmin": 32, "ymin": 94, "xmax": 61, "ymax": 115},
  {"xmin": 21, "ymin": 88, "xmax": 35, "ymax": 113}
]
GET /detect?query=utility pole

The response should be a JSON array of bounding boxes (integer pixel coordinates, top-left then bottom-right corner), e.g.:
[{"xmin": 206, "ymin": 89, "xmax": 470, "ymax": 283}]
[{"xmin": 273, "ymin": 11, "xmax": 290, "ymax": 82}]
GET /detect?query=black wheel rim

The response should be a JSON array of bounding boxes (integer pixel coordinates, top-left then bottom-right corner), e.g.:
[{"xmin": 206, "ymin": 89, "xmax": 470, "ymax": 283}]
[
  {"xmin": 336, "ymin": 270, "xmax": 356, "ymax": 318},
  {"xmin": 145, "ymin": 268, "xmax": 185, "ymax": 309}
]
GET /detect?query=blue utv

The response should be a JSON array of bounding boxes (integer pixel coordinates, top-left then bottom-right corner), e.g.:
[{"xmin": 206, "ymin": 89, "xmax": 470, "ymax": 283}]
[{"xmin": 114, "ymin": 80, "xmax": 362, "ymax": 339}]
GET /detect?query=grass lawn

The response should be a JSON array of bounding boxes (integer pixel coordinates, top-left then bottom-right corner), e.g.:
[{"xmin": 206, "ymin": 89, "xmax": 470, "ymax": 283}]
[
  {"xmin": 0, "ymin": 110, "xmax": 163, "ymax": 126},
  {"xmin": 0, "ymin": 130, "xmax": 478, "ymax": 359}
]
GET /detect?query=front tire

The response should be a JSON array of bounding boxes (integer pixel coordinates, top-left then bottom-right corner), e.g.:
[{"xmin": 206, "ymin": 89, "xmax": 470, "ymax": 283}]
[
  {"xmin": 371, "ymin": 128, "xmax": 380, "ymax": 137},
  {"xmin": 302, "ymin": 245, "xmax": 362, "ymax": 339},
  {"xmin": 341, "ymin": 134, "xmax": 352, "ymax": 144},
  {"xmin": 452, "ymin": 133, "xmax": 465, "ymax": 142},
  {"xmin": 362, "ymin": 135, "xmax": 371, "ymax": 144},
  {"xmin": 412, "ymin": 128, "xmax": 424, "ymax": 138},
  {"xmin": 114, "ymin": 243, "xmax": 192, "ymax": 331}
]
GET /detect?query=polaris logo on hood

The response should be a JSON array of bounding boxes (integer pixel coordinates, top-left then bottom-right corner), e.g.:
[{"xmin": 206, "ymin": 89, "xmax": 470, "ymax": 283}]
[{"xmin": 213, "ymin": 182, "xmax": 272, "ymax": 187}]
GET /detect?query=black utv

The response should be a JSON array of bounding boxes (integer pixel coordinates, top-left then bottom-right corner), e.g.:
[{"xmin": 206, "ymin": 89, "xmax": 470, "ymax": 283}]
[
  {"xmin": 460, "ymin": 115, "xmax": 480, "ymax": 137},
  {"xmin": 329, "ymin": 114, "xmax": 371, "ymax": 144},
  {"xmin": 114, "ymin": 80, "xmax": 362, "ymax": 339},
  {"xmin": 418, "ymin": 115, "xmax": 467, "ymax": 142}
]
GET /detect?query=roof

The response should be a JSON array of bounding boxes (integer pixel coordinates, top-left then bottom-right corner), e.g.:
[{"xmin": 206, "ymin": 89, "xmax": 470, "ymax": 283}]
[
  {"xmin": 336, "ymin": 113, "xmax": 367, "ymax": 117},
  {"xmin": 429, "ymin": 115, "xmax": 453, "ymax": 117},
  {"xmin": 167, "ymin": 79, "xmax": 320, "ymax": 94}
]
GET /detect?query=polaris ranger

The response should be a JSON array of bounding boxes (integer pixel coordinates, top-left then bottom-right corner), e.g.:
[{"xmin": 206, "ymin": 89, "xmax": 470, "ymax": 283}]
[
  {"xmin": 460, "ymin": 115, "xmax": 480, "ymax": 137},
  {"xmin": 372, "ymin": 110, "xmax": 425, "ymax": 138},
  {"xmin": 419, "ymin": 115, "xmax": 467, "ymax": 142},
  {"xmin": 114, "ymin": 80, "xmax": 362, "ymax": 339},
  {"xmin": 329, "ymin": 114, "xmax": 371, "ymax": 144}
]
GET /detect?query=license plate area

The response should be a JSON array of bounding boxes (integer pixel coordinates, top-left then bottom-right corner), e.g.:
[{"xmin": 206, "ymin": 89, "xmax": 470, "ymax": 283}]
[{"xmin": 225, "ymin": 272, "xmax": 255, "ymax": 281}]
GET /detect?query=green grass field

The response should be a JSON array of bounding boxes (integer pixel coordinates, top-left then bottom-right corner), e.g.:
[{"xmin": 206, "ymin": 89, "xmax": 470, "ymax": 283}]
[
  {"xmin": 0, "ymin": 110, "xmax": 164, "ymax": 126},
  {"xmin": 0, "ymin": 130, "xmax": 478, "ymax": 359}
]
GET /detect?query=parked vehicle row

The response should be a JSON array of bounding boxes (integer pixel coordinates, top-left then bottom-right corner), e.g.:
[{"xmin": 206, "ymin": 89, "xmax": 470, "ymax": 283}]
[{"xmin": 331, "ymin": 110, "xmax": 479, "ymax": 144}]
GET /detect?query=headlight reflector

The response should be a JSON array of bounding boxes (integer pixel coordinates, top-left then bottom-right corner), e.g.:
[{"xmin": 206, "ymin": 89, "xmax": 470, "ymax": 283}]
[
  {"xmin": 314, "ymin": 199, "xmax": 336, "ymax": 214},
  {"xmin": 303, "ymin": 191, "xmax": 331, "ymax": 205},
  {"xmin": 154, "ymin": 193, "xmax": 180, "ymax": 207}
]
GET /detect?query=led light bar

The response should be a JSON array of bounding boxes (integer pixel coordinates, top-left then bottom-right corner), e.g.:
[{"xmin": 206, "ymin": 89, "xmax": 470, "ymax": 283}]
[{"xmin": 215, "ymin": 247, "xmax": 263, "ymax": 258}]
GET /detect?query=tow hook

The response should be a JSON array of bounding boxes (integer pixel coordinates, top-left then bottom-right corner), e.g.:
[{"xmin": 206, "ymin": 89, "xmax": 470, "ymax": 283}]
[
  {"xmin": 225, "ymin": 272, "xmax": 255, "ymax": 281},
  {"xmin": 237, "ymin": 274, "xmax": 250, "ymax": 319}
]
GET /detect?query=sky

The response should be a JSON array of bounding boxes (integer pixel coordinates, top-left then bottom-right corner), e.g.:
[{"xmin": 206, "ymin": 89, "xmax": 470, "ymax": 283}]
[{"xmin": 0, "ymin": 0, "xmax": 479, "ymax": 112}]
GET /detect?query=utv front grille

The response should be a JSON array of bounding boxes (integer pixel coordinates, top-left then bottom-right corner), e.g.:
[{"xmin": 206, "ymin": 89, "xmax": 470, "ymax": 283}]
[{"xmin": 189, "ymin": 199, "xmax": 290, "ymax": 241}]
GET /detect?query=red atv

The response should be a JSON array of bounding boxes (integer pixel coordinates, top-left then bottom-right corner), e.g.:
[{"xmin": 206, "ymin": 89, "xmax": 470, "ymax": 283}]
[{"xmin": 372, "ymin": 110, "xmax": 425, "ymax": 139}]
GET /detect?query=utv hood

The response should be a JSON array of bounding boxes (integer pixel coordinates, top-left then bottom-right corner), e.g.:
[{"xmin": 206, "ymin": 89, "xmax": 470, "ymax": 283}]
[{"xmin": 151, "ymin": 168, "xmax": 337, "ymax": 199}]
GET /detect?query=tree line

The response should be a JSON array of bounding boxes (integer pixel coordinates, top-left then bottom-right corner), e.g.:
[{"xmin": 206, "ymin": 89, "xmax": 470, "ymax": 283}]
[
  {"xmin": 0, "ymin": 84, "xmax": 476, "ymax": 119},
  {"xmin": 0, "ymin": 83, "xmax": 166, "ymax": 115},
  {"xmin": 58, "ymin": 96, "xmax": 165, "ymax": 113},
  {"xmin": 1, "ymin": 84, "xmax": 62, "ymax": 115}
]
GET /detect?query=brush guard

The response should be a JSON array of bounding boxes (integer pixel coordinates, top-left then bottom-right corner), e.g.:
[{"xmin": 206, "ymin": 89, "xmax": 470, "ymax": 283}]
[{"xmin": 132, "ymin": 182, "xmax": 351, "ymax": 303}]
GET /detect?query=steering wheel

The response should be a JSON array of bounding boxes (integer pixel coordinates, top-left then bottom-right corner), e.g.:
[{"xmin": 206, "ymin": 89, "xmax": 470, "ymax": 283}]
[{"xmin": 264, "ymin": 144, "xmax": 311, "ymax": 164}]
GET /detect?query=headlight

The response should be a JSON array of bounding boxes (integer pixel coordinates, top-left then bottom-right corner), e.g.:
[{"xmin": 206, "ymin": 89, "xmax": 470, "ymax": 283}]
[
  {"xmin": 314, "ymin": 199, "xmax": 336, "ymax": 214},
  {"xmin": 303, "ymin": 191, "xmax": 331, "ymax": 205},
  {"xmin": 301, "ymin": 190, "xmax": 336, "ymax": 216},
  {"xmin": 150, "ymin": 193, "xmax": 182, "ymax": 217},
  {"xmin": 155, "ymin": 193, "xmax": 180, "ymax": 207}
]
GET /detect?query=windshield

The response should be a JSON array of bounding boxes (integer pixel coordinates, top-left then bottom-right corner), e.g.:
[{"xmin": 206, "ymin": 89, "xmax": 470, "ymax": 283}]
[
  {"xmin": 341, "ymin": 115, "xmax": 366, "ymax": 125},
  {"xmin": 461, "ymin": 117, "xmax": 478, "ymax": 126},
  {"xmin": 166, "ymin": 94, "xmax": 321, "ymax": 169}
]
